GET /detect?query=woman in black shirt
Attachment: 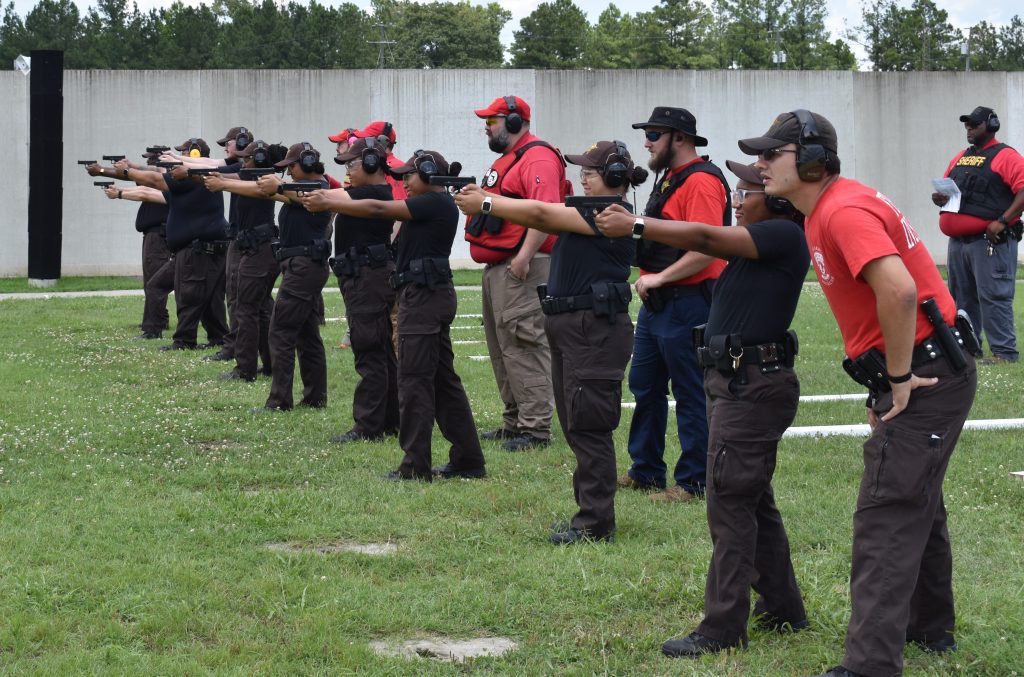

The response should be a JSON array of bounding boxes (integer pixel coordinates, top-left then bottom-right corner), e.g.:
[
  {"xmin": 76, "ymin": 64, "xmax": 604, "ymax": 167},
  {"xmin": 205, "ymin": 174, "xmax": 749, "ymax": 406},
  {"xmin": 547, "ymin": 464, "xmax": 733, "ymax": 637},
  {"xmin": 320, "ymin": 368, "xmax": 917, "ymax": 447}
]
[
  {"xmin": 456, "ymin": 140, "xmax": 648, "ymax": 545},
  {"xmin": 303, "ymin": 150, "xmax": 485, "ymax": 481}
]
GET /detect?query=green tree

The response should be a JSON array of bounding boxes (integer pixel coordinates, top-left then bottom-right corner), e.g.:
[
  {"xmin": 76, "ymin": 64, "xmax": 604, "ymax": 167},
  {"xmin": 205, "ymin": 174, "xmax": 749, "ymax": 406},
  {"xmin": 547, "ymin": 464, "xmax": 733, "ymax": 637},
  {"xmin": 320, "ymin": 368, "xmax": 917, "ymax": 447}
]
[
  {"xmin": 510, "ymin": 0, "xmax": 589, "ymax": 68},
  {"xmin": 582, "ymin": 4, "xmax": 641, "ymax": 68},
  {"xmin": 21, "ymin": 0, "xmax": 83, "ymax": 64},
  {"xmin": 370, "ymin": 0, "xmax": 507, "ymax": 68},
  {"xmin": 995, "ymin": 16, "xmax": 1024, "ymax": 70},
  {"xmin": 78, "ymin": 0, "xmax": 161, "ymax": 68},
  {"xmin": 0, "ymin": 1, "xmax": 29, "ymax": 66},
  {"xmin": 717, "ymin": 0, "xmax": 786, "ymax": 69},
  {"xmin": 855, "ymin": 0, "xmax": 961, "ymax": 71},
  {"xmin": 783, "ymin": 0, "xmax": 853, "ymax": 69},
  {"xmin": 155, "ymin": 1, "xmax": 222, "ymax": 68}
]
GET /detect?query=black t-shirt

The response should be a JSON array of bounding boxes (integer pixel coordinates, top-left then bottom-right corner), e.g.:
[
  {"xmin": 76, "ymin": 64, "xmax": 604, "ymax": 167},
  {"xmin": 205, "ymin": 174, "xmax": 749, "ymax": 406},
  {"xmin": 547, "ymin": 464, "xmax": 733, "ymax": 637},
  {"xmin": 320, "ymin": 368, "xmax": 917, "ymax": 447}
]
[
  {"xmin": 163, "ymin": 174, "xmax": 229, "ymax": 251},
  {"xmin": 334, "ymin": 183, "xmax": 394, "ymax": 255},
  {"xmin": 221, "ymin": 163, "xmax": 242, "ymax": 237},
  {"xmin": 395, "ymin": 191, "xmax": 458, "ymax": 271},
  {"xmin": 705, "ymin": 219, "xmax": 810, "ymax": 345},
  {"xmin": 236, "ymin": 194, "xmax": 276, "ymax": 233},
  {"xmin": 278, "ymin": 178, "xmax": 331, "ymax": 247},
  {"xmin": 135, "ymin": 199, "xmax": 169, "ymax": 233},
  {"xmin": 548, "ymin": 203, "xmax": 635, "ymax": 297}
]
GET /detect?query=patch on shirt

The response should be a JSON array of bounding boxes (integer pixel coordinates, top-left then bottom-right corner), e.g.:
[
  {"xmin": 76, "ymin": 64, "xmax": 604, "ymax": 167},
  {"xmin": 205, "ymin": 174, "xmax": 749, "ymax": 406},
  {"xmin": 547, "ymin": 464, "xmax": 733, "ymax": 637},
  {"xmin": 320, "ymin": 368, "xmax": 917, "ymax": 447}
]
[
  {"xmin": 813, "ymin": 247, "xmax": 835, "ymax": 286},
  {"xmin": 484, "ymin": 169, "xmax": 499, "ymax": 188}
]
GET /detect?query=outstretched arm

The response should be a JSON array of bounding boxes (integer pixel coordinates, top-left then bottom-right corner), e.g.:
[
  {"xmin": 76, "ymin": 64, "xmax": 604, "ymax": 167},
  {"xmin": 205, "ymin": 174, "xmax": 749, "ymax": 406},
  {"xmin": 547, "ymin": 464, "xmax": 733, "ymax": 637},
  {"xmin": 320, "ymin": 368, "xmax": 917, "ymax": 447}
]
[{"xmin": 595, "ymin": 204, "xmax": 759, "ymax": 260}]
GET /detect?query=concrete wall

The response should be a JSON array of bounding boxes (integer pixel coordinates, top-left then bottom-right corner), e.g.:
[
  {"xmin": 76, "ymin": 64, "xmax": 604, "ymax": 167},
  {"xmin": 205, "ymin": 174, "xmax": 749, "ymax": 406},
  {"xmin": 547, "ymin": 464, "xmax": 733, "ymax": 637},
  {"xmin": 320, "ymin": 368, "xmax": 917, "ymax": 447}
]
[{"xmin": 3, "ymin": 68, "xmax": 1023, "ymax": 276}]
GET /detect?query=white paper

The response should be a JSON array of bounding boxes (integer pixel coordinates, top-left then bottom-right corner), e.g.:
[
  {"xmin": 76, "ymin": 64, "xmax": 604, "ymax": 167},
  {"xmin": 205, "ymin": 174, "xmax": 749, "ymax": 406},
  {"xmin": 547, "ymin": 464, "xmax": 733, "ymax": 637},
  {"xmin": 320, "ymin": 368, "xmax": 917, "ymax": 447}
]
[{"xmin": 931, "ymin": 178, "xmax": 961, "ymax": 213}]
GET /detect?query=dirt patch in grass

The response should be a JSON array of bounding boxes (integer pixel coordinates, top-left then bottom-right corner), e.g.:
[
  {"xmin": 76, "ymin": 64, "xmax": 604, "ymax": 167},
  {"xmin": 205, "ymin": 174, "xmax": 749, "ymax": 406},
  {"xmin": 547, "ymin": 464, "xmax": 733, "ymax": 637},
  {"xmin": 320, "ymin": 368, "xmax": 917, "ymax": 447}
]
[{"xmin": 370, "ymin": 636, "xmax": 518, "ymax": 662}]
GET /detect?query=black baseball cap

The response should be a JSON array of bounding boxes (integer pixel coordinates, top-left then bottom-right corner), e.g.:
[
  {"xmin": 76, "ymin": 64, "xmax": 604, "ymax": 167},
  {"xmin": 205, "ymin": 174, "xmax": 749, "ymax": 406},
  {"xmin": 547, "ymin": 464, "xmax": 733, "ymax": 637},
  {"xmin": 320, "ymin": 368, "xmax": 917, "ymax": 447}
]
[{"xmin": 959, "ymin": 106, "xmax": 995, "ymax": 125}]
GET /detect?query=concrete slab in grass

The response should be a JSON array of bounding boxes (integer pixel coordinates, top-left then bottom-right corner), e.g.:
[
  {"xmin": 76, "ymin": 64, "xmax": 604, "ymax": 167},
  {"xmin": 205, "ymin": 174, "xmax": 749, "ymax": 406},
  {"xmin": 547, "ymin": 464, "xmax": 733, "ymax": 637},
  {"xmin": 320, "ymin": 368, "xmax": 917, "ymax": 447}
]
[{"xmin": 371, "ymin": 637, "xmax": 518, "ymax": 663}]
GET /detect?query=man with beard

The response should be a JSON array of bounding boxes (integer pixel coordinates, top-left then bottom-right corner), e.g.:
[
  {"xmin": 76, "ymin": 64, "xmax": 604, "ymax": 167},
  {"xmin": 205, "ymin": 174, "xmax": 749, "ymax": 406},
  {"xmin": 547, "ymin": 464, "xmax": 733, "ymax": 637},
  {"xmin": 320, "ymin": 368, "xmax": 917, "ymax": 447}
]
[
  {"xmin": 466, "ymin": 95, "xmax": 567, "ymax": 452},
  {"xmin": 618, "ymin": 107, "xmax": 729, "ymax": 503}
]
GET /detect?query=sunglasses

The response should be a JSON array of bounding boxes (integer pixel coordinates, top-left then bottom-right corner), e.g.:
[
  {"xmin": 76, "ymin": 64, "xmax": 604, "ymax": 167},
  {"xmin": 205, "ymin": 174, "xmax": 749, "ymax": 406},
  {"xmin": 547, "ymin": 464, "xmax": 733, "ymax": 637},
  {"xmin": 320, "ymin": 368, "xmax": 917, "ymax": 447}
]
[
  {"xmin": 644, "ymin": 130, "xmax": 670, "ymax": 142},
  {"xmin": 732, "ymin": 188, "xmax": 766, "ymax": 204},
  {"xmin": 484, "ymin": 116, "xmax": 504, "ymax": 126},
  {"xmin": 758, "ymin": 148, "xmax": 798, "ymax": 162}
]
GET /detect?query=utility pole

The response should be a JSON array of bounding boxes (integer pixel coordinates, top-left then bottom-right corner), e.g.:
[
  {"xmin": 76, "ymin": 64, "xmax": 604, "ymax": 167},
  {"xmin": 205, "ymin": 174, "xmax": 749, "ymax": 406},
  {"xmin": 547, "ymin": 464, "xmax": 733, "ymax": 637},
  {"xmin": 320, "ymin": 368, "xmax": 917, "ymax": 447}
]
[
  {"xmin": 368, "ymin": 22, "xmax": 396, "ymax": 69},
  {"xmin": 772, "ymin": 28, "xmax": 786, "ymax": 69},
  {"xmin": 963, "ymin": 25, "xmax": 973, "ymax": 72}
]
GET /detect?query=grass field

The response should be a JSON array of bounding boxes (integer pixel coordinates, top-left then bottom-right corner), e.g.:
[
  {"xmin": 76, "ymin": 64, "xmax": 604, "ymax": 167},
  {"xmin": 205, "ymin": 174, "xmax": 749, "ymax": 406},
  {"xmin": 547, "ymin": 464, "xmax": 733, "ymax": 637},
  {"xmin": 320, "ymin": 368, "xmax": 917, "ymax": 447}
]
[{"xmin": 0, "ymin": 279, "xmax": 1022, "ymax": 675}]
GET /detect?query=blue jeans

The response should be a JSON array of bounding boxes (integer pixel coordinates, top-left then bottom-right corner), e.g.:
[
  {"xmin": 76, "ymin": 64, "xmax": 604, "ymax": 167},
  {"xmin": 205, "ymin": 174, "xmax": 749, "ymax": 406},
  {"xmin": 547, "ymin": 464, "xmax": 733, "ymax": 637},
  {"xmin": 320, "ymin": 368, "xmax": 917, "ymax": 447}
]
[
  {"xmin": 625, "ymin": 292, "xmax": 709, "ymax": 493},
  {"xmin": 947, "ymin": 236, "xmax": 1018, "ymax": 361}
]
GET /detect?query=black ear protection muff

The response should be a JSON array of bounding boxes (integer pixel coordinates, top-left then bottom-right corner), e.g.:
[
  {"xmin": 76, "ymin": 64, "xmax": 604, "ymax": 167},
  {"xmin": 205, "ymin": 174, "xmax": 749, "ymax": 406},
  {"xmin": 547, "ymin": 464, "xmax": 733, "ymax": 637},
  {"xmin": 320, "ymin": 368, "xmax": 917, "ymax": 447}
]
[
  {"xmin": 601, "ymin": 140, "xmax": 630, "ymax": 188},
  {"xmin": 250, "ymin": 141, "xmax": 269, "ymax": 168},
  {"xmin": 235, "ymin": 127, "xmax": 250, "ymax": 151},
  {"xmin": 361, "ymin": 139, "xmax": 382, "ymax": 173},
  {"xmin": 298, "ymin": 142, "xmax": 317, "ymax": 172},
  {"xmin": 986, "ymin": 110, "xmax": 1001, "ymax": 133},
  {"xmin": 766, "ymin": 195, "xmax": 795, "ymax": 214},
  {"xmin": 413, "ymin": 149, "xmax": 439, "ymax": 184},
  {"xmin": 791, "ymin": 109, "xmax": 835, "ymax": 182},
  {"xmin": 503, "ymin": 96, "xmax": 523, "ymax": 134}
]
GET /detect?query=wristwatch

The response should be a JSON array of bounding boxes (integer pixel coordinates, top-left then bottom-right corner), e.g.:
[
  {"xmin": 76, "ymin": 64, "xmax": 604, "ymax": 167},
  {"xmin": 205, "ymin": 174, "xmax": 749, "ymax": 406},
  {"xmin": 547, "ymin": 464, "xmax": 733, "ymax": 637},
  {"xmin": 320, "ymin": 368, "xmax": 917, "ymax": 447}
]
[
  {"xmin": 481, "ymin": 196, "xmax": 493, "ymax": 216},
  {"xmin": 997, "ymin": 215, "xmax": 1009, "ymax": 226},
  {"xmin": 632, "ymin": 217, "xmax": 645, "ymax": 240}
]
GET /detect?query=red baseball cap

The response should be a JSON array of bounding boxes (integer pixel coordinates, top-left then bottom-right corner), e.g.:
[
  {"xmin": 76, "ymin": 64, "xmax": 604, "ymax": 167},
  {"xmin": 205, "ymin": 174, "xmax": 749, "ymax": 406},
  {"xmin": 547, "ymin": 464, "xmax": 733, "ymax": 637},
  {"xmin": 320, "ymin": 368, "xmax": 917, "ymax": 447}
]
[
  {"xmin": 355, "ymin": 121, "xmax": 396, "ymax": 144},
  {"xmin": 328, "ymin": 128, "xmax": 356, "ymax": 143},
  {"xmin": 474, "ymin": 96, "xmax": 531, "ymax": 123}
]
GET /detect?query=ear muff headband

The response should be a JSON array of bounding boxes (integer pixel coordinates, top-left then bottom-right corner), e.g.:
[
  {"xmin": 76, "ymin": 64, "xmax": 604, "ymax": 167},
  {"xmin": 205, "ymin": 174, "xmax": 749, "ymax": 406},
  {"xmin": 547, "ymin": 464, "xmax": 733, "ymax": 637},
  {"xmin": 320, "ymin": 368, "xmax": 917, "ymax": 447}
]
[
  {"xmin": 791, "ymin": 109, "xmax": 832, "ymax": 182},
  {"xmin": 601, "ymin": 139, "xmax": 629, "ymax": 188},
  {"xmin": 413, "ymin": 149, "xmax": 439, "ymax": 183},
  {"xmin": 236, "ymin": 127, "xmax": 250, "ymax": 151},
  {"xmin": 299, "ymin": 142, "xmax": 317, "ymax": 172},
  {"xmin": 503, "ymin": 96, "xmax": 523, "ymax": 134},
  {"xmin": 361, "ymin": 141, "xmax": 382, "ymax": 173},
  {"xmin": 381, "ymin": 122, "xmax": 393, "ymax": 142},
  {"xmin": 766, "ymin": 195, "xmax": 794, "ymax": 214},
  {"xmin": 251, "ymin": 141, "xmax": 269, "ymax": 168}
]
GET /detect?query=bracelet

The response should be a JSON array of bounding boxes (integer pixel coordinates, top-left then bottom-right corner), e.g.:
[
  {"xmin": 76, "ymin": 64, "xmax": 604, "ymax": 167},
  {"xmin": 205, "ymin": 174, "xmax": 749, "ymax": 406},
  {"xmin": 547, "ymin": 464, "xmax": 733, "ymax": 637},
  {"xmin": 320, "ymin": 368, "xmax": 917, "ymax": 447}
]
[
  {"xmin": 888, "ymin": 370, "xmax": 912, "ymax": 384},
  {"xmin": 117, "ymin": 190, "xmax": 122, "ymax": 199},
  {"xmin": 122, "ymin": 168, "xmax": 129, "ymax": 178}
]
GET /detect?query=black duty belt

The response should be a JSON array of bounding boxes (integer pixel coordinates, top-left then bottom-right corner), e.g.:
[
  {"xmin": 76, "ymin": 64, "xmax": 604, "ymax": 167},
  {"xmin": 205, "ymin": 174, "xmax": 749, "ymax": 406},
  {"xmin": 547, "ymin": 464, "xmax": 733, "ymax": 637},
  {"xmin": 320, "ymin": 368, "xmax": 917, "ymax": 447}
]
[
  {"xmin": 273, "ymin": 241, "xmax": 330, "ymax": 263},
  {"xmin": 236, "ymin": 224, "xmax": 278, "ymax": 248},
  {"xmin": 694, "ymin": 327, "xmax": 799, "ymax": 383},
  {"xmin": 538, "ymin": 282, "xmax": 631, "ymax": 321},
  {"xmin": 191, "ymin": 239, "xmax": 231, "ymax": 255},
  {"xmin": 330, "ymin": 244, "xmax": 392, "ymax": 278},
  {"xmin": 951, "ymin": 234, "xmax": 986, "ymax": 244},
  {"xmin": 389, "ymin": 257, "xmax": 452, "ymax": 290},
  {"xmin": 697, "ymin": 341, "xmax": 791, "ymax": 372}
]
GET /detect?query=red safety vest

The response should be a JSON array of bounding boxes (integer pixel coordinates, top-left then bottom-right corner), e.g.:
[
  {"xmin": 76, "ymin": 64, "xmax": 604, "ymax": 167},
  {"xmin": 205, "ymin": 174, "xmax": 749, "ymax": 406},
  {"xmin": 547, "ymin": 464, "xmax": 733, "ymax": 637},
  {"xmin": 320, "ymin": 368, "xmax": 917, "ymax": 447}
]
[{"xmin": 465, "ymin": 140, "xmax": 568, "ymax": 264}]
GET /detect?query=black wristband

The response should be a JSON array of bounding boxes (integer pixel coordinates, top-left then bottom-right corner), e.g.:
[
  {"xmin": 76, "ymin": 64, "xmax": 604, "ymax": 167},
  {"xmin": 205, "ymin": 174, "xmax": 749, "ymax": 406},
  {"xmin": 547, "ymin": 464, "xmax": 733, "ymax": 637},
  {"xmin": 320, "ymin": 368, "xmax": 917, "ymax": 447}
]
[
  {"xmin": 118, "ymin": 190, "xmax": 122, "ymax": 199},
  {"xmin": 888, "ymin": 370, "xmax": 912, "ymax": 384},
  {"xmin": 997, "ymin": 215, "xmax": 1009, "ymax": 226}
]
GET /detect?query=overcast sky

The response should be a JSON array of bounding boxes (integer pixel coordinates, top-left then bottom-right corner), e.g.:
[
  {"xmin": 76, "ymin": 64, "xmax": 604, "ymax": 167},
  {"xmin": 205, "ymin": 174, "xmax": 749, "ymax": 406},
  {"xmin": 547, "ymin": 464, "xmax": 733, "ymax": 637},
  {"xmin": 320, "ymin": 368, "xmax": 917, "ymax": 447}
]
[{"xmin": 12, "ymin": 0, "xmax": 1024, "ymax": 68}]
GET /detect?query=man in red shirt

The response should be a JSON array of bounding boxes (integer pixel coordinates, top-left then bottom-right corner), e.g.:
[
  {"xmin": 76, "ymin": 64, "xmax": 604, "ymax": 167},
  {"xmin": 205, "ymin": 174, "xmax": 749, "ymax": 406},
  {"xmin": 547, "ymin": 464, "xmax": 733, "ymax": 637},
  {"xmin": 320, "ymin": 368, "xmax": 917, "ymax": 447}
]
[
  {"xmin": 467, "ymin": 95, "xmax": 564, "ymax": 451},
  {"xmin": 619, "ymin": 107, "xmax": 729, "ymax": 502},
  {"xmin": 742, "ymin": 110, "xmax": 977, "ymax": 677},
  {"xmin": 932, "ymin": 106, "xmax": 1024, "ymax": 364}
]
